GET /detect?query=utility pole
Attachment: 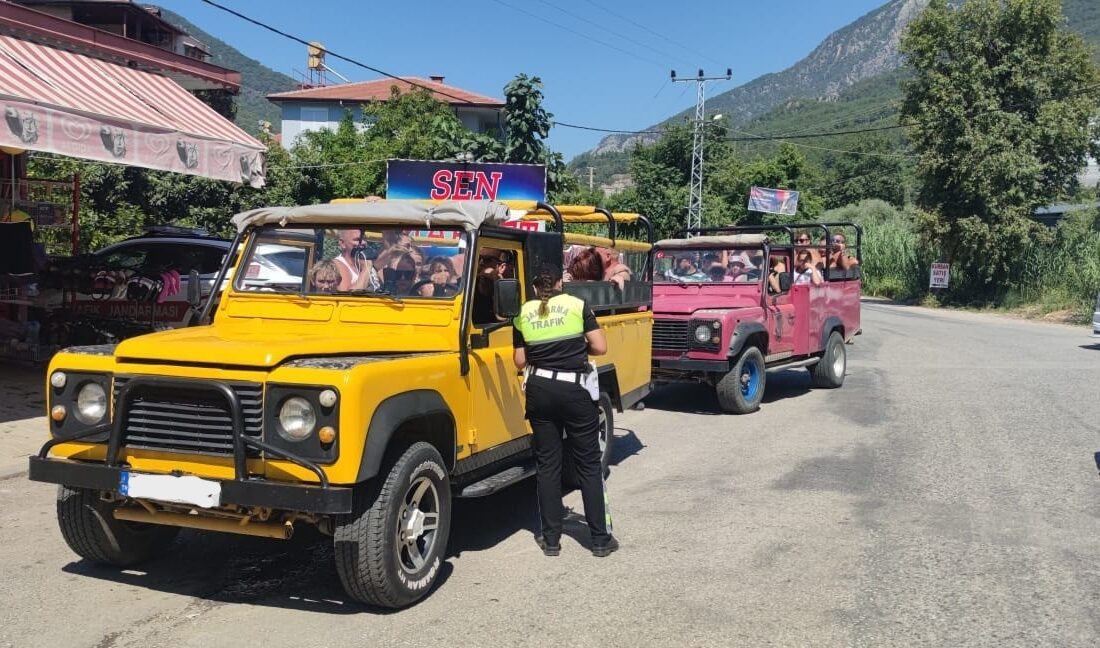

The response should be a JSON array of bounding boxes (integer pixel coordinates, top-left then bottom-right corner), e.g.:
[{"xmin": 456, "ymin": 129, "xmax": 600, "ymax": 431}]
[
  {"xmin": 671, "ymin": 68, "xmax": 731, "ymax": 233},
  {"xmin": 587, "ymin": 166, "xmax": 594, "ymax": 191}
]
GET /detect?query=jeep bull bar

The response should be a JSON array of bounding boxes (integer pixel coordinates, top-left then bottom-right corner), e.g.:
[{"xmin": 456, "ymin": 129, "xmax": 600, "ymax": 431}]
[{"xmin": 28, "ymin": 376, "xmax": 353, "ymax": 514}]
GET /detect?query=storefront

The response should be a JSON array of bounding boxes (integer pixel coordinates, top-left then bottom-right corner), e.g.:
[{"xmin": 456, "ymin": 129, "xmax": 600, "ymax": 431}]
[{"xmin": 0, "ymin": 2, "xmax": 266, "ymax": 363}]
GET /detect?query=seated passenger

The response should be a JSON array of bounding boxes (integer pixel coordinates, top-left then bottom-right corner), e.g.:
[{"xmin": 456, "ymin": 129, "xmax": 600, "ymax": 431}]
[
  {"xmin": 707, "ymin": 265, "xmax": 727, "ymax": 282},
  {"xmin": 309, "ymin": 259, "xmax": 340, "ymax": 293},
  {"xmin": 829, "ymin": 234, "xmax": 860, "ymax": 269},
  {"xmin": 672, "ymin": 255, "xmax": 708, "ymax": 282},
  {"xmin": 793, "ymin": 250, "xmax": 823, "ymax": 286},
  {"xmin": 726, "ymin": 259, "xmax": 760, "ymax": 282},
  {"xmin": 376, "ymin": 230, "xmax": 424, "ymax": 269},
  {"xmin": 416, "ymin": 255, "xmax": 460, "ymax": 297},
  {"xmin": 595, "ymin": 247, "xmax": 632, "ymax": 290},
  {"xmin": 767, "ymin": 256, "xmax": 788, "ymax": 294},
  {"xmin": 472, "ymin": 248, "xmax": 513, "ymax": 324},
  {"xmin": 566, "ymin": 247, "xmax": 604, "ymax": 281},
  {"xmin": 381, "ymin": 252, "xmax": 419, "ymax": 295},
  {"xmin": 334, "ymin": 228, "xmax": 380, "ymax": 291}
]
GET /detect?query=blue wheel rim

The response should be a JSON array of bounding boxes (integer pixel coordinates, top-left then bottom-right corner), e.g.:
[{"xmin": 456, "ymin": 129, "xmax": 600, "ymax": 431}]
[{"xmin": 741, "ymin": 360, "xmax": 760, "ymax": 400}]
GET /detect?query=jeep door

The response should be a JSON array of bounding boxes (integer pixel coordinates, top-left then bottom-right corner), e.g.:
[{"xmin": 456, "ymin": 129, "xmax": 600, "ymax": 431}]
[
  {"xmin": 765, "ymin": 250, "xmax": 796, "ymax": 359},
  {"xmin": 466, "ymin": 238, "xmax": 530, "ymax": 452}
]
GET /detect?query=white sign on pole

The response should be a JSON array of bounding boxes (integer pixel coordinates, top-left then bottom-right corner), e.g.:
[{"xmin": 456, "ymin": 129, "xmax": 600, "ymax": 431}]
[{"xmin": 929, "ymin": 262, "xmax": 950, "ymax": 289}]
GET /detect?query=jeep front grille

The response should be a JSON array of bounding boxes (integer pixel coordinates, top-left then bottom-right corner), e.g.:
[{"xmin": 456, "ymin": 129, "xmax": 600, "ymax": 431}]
[
  {"xmin": 652, "ymin": 319, "xmax": 688, "ymax": 352},
  {"xmin": 113, "ymin": 377, "xmax": 263, "ymax": 456}
]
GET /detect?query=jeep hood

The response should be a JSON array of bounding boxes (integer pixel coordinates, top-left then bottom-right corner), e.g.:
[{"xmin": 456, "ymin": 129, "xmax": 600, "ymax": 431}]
[
  {"xmin": 654, "ymin": 292, "xmax": 761, "ymax": 315},
  {"xmin": 115, "ymin": 325, "xmax": 453, "ymax": 368}
]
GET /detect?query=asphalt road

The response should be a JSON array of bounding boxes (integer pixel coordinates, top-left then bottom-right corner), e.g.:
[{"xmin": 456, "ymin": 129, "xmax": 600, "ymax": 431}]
[{"xmin": 1, "ymin": 301, "xmax": 1098, "ymax": 648}]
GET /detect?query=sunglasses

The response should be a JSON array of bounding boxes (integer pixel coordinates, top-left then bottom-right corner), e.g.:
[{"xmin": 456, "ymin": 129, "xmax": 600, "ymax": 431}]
[
  {"xmin": 796, "ymin": 238, "xmax": 810, "ymax": 243},
  {"xmin": 314, "ymin": 278, "xmax": 339, "ymax": 286},
  {"xmin": 479, "ymin": 256, "xmax": 502, "ymax": 266},
  {"xmin": 389, "ymin": 270, "xmax": 415, "ymax": 280}
]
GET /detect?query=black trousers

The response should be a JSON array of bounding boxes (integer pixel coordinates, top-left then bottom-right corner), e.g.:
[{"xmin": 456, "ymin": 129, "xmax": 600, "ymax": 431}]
[{"xmin": 525, "ymin": 374, "xmax": 610, "ymax": 544}]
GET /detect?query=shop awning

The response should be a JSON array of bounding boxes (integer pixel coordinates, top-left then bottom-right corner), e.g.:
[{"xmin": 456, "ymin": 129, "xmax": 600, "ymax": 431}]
[{"xmin": 0, "ymin": 34, "xmax": 265, "ymax": 187}]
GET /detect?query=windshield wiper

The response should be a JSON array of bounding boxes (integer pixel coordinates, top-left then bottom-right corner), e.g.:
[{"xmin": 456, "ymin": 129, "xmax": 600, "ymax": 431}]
[
  {"xmin": 245, "ymin": 284, "xmax": 301, "ymax": 294},
  {"xmin": 342, "ymin": 289, "xmax": 403, "ymax": 303}
]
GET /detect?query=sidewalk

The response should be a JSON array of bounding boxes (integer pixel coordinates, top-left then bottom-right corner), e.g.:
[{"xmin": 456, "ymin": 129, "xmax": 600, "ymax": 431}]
[{"xmin": 0, "ymin": 365, "xmax": 46, "ymax": 480}]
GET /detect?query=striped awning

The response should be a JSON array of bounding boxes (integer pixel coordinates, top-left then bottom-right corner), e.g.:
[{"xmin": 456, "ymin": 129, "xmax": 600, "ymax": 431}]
[{"xmin": 0, "ymin": 34, "xmax": 265, "ymax": 187}]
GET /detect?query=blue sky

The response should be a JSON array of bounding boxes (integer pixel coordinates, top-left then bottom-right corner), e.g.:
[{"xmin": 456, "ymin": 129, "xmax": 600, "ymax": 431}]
[{"xmin": 159, "ymin": 0, "xmax": 886, "ymax": 159}]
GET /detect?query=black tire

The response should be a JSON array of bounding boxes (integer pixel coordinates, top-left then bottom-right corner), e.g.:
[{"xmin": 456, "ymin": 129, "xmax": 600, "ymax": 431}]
[
  {"xmin": 334, "ymin": 442, "xmax": 452, "ymax": 609},
  {"xmin": 56, "ymin": 486, "xmax": 179, "ymax": 566},
  {"xmin": 811, "ymin": 330, "xmax": 846, "ymax": 388},
  {"xmin": 597, "ymin": 392, "xmax": 615, "ymax": 479},
  {"xmin": 716, "ymin": 346, "xmax": 766, "ymax": 414}
]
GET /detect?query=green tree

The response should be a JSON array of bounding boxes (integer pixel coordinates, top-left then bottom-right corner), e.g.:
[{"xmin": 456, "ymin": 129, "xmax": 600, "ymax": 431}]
[
  {"xmin": 900, "ymin": 0, "xmax": 1100, "ymax": 297},
  {"xmin": 820, "ymin": 137, "xmax": 909, "ymax": 209}
]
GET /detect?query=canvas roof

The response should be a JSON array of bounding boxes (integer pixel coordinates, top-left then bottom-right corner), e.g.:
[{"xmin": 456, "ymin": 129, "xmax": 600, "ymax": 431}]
[
  {"xmin": 232, "ymin": 200, "xmax": 512, "ymax": 232},
  {"xmin": 654, "ymin": 234, "xmax": 769, "ymax": 249}
]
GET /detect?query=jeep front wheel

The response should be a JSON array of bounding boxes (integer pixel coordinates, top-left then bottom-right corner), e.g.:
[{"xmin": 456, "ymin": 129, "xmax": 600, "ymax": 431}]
[
  {"xmin": 811, "ymin": 330, "xmax": 846, "ymax": 388},
  {"xmin": 717, "ymin": 347, "xmax": 766, "ymax": 414},
  {"xmin": 334, "ymin": 442, "xmax": 452, "ymax": 608},
  {"xmin": 56, "ymin": 485, "xmax": 179, "ymax": 566}
]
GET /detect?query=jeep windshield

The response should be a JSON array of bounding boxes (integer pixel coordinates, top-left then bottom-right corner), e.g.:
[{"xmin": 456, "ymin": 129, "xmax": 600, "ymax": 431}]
[
  {"xmin": 653, "ymin": 248, "xmax": 765, "ymax": 284},
  {"xmin": 234, "ymin": 225, "xmax": 468, "ymax": 299}
]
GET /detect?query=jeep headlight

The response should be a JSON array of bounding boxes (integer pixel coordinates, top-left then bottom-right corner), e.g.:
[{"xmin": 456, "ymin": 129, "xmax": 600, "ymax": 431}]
[
  {"xmin": 74, "ymin": 382, "xmax": 107, "ymax": 425},
  {"xmin": 278, "ymin": 396, "xmax": 316, "ymax": 442},
  {"xmin": 692, "ymin": 320, "xmax": 721, "ymax": 347}
]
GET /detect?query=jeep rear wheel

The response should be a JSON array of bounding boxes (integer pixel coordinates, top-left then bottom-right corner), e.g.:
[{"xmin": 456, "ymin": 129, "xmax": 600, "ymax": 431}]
[
  {"xmin": 717, "ymin": 347, "xmax": 766, "ymax": 414},
  {"xmin": 56, "ymin": 486, "xmax": 179, "ymax": 566},
  {"xmin": 334, "ymin": 442, "xmax": 452, "ymax": 609},
  {"xmin": 811, "ymin": 330, "xmax": 846, "ymax": 388}
]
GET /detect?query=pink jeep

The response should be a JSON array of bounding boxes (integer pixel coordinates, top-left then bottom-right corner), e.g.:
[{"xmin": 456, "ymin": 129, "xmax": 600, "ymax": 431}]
[{"xmin": 650, "ymin": 223, "xmax": 862, "ymax": 414}]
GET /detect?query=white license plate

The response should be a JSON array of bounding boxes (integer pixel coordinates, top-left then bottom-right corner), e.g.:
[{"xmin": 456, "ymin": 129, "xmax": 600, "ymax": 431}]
[{"xmin": 119, "ymin": 472, "xmax": 221, "ymax": 509}]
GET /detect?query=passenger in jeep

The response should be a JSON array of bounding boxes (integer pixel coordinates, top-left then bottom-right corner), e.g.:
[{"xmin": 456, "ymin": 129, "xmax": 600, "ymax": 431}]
[
  {"xmin": 472, "ymin": 248, "xmax": 513, "ymax": 324},
  {"xmin": 566, "ymin": 247, "xmax": 604, "ymax": 281}
]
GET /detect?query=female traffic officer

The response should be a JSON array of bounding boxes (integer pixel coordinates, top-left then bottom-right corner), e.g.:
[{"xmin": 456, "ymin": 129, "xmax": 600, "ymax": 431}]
[{"xmin": 512, "ymin": 264, "xmax": 619, "ymax": 557}]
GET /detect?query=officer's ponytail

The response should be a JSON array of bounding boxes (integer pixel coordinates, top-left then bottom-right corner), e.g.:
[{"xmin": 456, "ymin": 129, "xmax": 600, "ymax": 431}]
[{"xmin": 532, "ymin": 263, "xmax": 562, "ymax": 318}]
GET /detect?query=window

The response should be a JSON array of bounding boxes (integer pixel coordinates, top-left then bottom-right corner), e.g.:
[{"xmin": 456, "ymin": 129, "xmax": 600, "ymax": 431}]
[{"xmin": 300, "ymin": 106, "xmax": 330, "ymax": 123}]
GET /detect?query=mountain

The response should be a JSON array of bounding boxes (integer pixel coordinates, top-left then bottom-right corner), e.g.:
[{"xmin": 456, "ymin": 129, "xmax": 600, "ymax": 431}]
[
  {"xmin": 585, "ymin": 0, "xmax": 929, "ymax": 158},
  {"xmin": 156, "ymin": 7, "xmax": 298, "ymax": 135},
  {"xmin": 578, "ymin": 0, "xmax": 1100, "ymax": 166}
]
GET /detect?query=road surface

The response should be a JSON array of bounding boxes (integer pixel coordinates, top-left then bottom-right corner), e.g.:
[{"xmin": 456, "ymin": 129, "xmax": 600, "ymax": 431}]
[{"xmin": 1, "ymin": 301, "xmax": 1098, "ymax": 647}]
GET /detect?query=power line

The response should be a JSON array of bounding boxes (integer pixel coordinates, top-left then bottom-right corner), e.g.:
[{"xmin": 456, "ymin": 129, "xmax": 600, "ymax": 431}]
[
  {"xmin": 199, "ymin": 0, "xmax": 478, "ymax": 106},
  {"xmin": 532, "ymin": 0, "xmax": 695, "ymax": 68},
  {"xmin": 582, "ymin": 0, "xmax": 724, "ymax": 67},
  {"xmin": 486, "ymin": 0, "xmax": 666, "ymax": 68},
  {"xmin": 552, "ymin": 120, "xmax": 907, "ymax": 140}
]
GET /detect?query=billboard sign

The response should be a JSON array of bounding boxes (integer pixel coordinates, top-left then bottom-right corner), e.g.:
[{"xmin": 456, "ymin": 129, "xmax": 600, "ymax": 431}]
[
  {"xmin": 748, "ymin": 186, "xmax": 800, "ymax": 216},
  {"xmin": 386, "ymin": 160, "xmax": 546, "ymax": 201}
]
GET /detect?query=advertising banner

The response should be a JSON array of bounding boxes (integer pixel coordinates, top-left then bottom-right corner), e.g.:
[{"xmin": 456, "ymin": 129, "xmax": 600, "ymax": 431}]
[
  {"xmin": 386, "ymin": 160, "xmax": 546, "ymax": 201},
  {"xmin": 747, "ymin": 186, "xmax": 800, "ymax": 216}
]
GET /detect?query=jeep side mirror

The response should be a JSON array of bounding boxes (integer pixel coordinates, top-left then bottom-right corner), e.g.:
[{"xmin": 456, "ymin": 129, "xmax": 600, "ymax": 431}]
[
  {"xmin": 494, "ymin": 279, "xmax": 521, "ymax": 319},
  {"xmin": 187, "ymin": 269, "xmax": 202, "ymax": 308},
  {"xmin": 778, "ymin": 272, "xmax": 792, "ymax": 292}
]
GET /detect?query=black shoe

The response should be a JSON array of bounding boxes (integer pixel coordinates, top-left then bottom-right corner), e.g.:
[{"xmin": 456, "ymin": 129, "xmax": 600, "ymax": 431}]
[
  {"xmin": 591, "ymin": 536, "xmax": 619, "ymax": 557},
  {"xmin": 535, "ymin": 536, "xmax": 561, "ymax": 556}
]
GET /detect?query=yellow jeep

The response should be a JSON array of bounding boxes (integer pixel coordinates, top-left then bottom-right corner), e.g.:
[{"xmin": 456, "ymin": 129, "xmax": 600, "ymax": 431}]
[{"xmin": 29, "ymin": 199, "xmax": 652, "ymax": 608}]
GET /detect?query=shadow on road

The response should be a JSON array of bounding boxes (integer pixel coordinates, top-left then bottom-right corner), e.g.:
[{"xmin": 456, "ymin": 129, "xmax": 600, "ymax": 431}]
[
  {"xmin": 645, "ymin": 369, "xmax": 813, "ymax": 414},
  {"xmin": 56, "ymin": 430, "xmax": 647, "ymax": 614},
  {"xmin": 1080, "ymin": 343, "xmax": 1100, "ymax": 351}
]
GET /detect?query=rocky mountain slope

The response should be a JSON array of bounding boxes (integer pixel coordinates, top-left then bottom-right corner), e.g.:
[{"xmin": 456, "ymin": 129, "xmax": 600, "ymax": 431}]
[
  {"xmin": 583, "ymin": 0, "xmax": 1098, "ymax": 160},
  {"xmin": 588, "ymin": 0, "xmax": 931, "ymax": 156}
]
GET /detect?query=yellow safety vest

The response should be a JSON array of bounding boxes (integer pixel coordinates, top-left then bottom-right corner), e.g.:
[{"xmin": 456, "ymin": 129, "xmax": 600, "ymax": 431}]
[{"xmin": 513, "ymin": 293, "xmax": 586, "ymax": 346}]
